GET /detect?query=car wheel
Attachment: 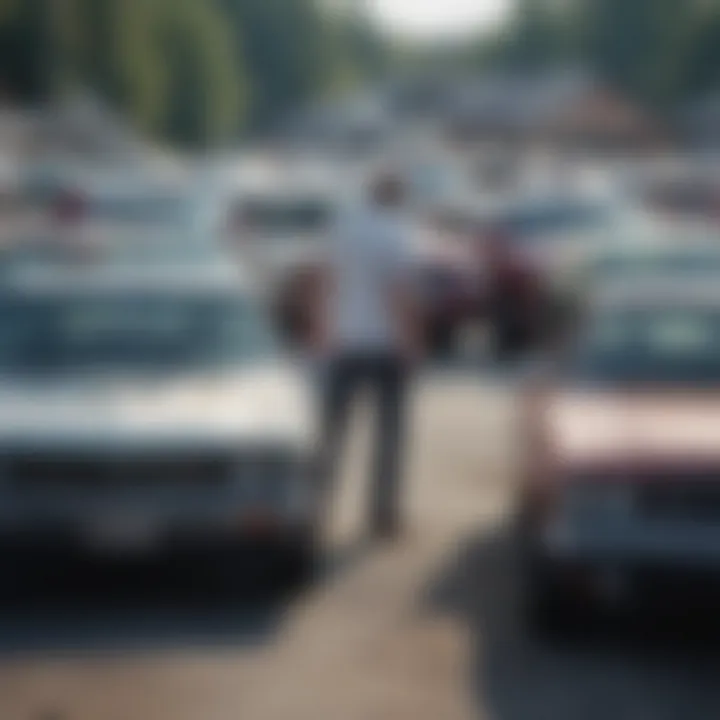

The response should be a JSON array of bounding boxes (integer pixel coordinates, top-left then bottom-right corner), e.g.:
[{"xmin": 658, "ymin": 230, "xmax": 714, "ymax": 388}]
[
  {"xmin": 491, "ymin": 317, "xmax": 531, "ymax": 360},
  {"xmin": 275, "ymin": 539, "xmax": 320, "ymax": 595},
  {"xmin": 0, "ymin": 546, "xmax": 29, "ymax": 600},
  {"xmin": 522, "ymin": 556, "xmax": 590, "ymax": 642}
]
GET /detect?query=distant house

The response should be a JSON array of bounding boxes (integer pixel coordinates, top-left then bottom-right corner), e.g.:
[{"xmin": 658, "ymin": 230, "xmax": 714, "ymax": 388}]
[
  {"xmin": 0, "ymin": 93, "xmax": 175, "ymax": 170},
  {"xmin": 679, "ymin": 93, "xmax": 720, "ymax": 150},
  {"xmin": 445, "ymin": 69, "xmax": 666, "ymax": 153}
]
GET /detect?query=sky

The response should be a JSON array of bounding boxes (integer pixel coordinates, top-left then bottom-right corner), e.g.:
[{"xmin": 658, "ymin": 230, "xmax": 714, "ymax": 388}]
[{"xmin": 369, "ymin": 0, "xmax": 511, "ymax": 40}]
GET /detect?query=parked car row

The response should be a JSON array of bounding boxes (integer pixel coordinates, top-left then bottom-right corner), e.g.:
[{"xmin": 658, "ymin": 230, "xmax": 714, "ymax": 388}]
[{"xmin": 6, "ymin": 149, "xmax": 720, "ymax": 608}]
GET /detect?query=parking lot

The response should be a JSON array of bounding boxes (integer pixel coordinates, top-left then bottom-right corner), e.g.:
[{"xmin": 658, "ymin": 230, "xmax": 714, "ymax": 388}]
[{"xmin": 0, "ymin": 366, "xmax": 718, "ymax": 720}]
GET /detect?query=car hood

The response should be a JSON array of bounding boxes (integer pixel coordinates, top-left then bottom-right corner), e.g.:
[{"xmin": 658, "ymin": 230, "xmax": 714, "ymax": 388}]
[
  {"xmin": 548, "ymin": 390, "xmax": 720, "ymax": 466},
  {"xmin": 0, "ymin": 364, "xmax": 316, "ymax": 452}
]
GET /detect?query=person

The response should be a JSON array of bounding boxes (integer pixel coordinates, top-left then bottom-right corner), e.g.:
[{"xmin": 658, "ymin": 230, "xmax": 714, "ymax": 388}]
[{"xmin": 311, "ymin": 170, "xmax": 421, "ymax": 540}]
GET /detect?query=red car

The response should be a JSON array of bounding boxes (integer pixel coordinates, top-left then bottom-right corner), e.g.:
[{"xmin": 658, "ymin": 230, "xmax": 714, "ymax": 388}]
[
  {"xmin": 519, "ymin": 278, "xmax": 720, "ymax": 633},
  {"xmin": 412, "ymin": 234, "xmax": 487, "ymax": 356},
  {"xmin": 475, "ymin": 195, "xmax": 617, "ymax": 358}
]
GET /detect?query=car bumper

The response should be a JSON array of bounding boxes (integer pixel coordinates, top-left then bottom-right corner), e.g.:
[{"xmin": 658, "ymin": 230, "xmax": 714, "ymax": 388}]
[{"xmin": 0, "ymin": 504, "xmax": 317, "ymax": 558}]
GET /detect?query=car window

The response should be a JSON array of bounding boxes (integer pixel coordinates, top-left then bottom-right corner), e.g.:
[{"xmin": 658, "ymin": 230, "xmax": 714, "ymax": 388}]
[
  {"xmin": 235, "ymin": 198, "xmax": 330, "ymax": 233},
  {"xmin": 502, "ymin": 202, "xmax": 611, "ymax": 239},
  {"xmin": 573, "ymin": 307, "xmax": 720, "ymax": 384},
  {"xmin": 596, "ymin": 253, "xmax": 720, "ymax": 279},
  {"xmin": 0, "ymin": 295, "xmax": 276, "ymax": 374},
  {"xmin": 87, "ymin": 195, "xmax": 187, "ymax": 224}
]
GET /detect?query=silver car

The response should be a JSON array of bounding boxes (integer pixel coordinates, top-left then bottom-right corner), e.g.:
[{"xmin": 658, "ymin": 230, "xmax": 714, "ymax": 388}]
[{"xmin": 0, "ymin": 262, "xmax": 321, "ymax": 587}]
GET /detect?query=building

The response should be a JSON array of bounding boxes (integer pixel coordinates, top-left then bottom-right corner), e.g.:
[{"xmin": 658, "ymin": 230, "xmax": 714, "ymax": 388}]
[{"xmin": 445, "ymin": 69, "xmax": 666, "ymax": 154}]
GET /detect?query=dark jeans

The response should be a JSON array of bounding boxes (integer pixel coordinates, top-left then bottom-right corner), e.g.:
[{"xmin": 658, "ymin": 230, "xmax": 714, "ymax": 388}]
[{"xmin": 318, "ymin": 352, "xmax": 409, "ymax": 529}]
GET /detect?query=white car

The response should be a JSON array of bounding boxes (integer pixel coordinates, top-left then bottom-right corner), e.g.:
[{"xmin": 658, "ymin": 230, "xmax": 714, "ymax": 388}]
[{"xmin": 0, "ymin": 261, "xmax": 320, "ymax": 586}]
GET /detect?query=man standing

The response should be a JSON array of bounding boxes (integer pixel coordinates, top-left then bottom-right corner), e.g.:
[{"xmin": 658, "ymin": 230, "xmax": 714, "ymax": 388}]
[{"xmin": 312, "ymin": 171, "xmax": 421, "ymax": 539}]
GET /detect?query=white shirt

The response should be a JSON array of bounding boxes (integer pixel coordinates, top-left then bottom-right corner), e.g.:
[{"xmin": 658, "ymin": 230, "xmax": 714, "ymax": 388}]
[{"xmin": 330, "ymin": 202, "xmax": 413, "ymax": 352}]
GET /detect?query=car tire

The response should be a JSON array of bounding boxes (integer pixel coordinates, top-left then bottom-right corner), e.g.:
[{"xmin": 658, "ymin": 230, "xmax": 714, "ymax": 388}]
[
  {"xmin": 273, "ymin": 539, "xmax": 320, "ymax": 597},
  {"xmin": 522, "ymin": 555, "xmax": 589, "ymax": 642},
  {"xmin": 0, "ymin": 546, "xmax": 29, "ymax": 601},
  {"xmin": 491, "ymin": 318, "xmax": 530, "ymax": 361},
  {"xmin": 214, "ymin": 537, "xmax": 318, "ymax": 598}
]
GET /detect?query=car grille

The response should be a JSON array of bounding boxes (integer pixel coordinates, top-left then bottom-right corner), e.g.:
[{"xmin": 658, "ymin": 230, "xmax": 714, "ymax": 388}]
[
  {"xmin": 6, "ymin": 454, "xmax": 233, "ymax": 493},
  {"xmin": 638, "ymin": 481, "xmax": 720, "ymax": 522}
]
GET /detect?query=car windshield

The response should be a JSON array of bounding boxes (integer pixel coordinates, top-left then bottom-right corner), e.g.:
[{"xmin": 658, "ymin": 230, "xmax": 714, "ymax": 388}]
[
  {"xmin": 571, "ymin": 306, "xmax": 720, "ymax": 384},
  {"xmin": 87, "ymin": 194, "xmax": 187, "ymax": 223},
  {"xmin": 0, "ymin": 295, "xmax": 275, "ymax": 374},
  {"xmin": 501, "ymin": 202, "xmax": 611, "ymax": 240},
  {"xmin": 595, "ymin": 253, "xmax": 720, "ymax": 280},
  {"xmin": 238, "ymin": 198, "xmax": 330, "ymax": 233}
]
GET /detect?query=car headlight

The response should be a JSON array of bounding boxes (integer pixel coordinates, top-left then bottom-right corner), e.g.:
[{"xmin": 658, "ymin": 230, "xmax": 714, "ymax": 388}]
[{"xmin": 562, "ymin": 483, "xmax": 633, "ymax": 523}]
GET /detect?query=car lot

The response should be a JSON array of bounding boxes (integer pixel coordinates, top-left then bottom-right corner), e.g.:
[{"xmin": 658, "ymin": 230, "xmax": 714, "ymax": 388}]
[{"xmin": 2, "ymin": 366, "xmax": 720, "ymax": 720}]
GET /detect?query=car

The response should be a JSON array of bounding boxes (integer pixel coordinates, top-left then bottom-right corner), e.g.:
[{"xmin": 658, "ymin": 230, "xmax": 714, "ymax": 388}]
[
  {"xmin": 475, "ymin": 193, "xmax": 651, "ymax": 358},
  {"xmin": 221, "ymin": 161, "xmax": 337, "ymax": 273},
  {"xmin": 518, "ymin": 278, "xmax": 720, "ymax": 633},
  {"xmin": 219, "ymin": 163, "xmax": 341, "ymax": 342},
  {"xmin": 410, "ymin": 210, "xmax": 487, "ymax": 357},
  {"xmin": 0, "ymin": 260, "xmax": 321, "ymax": 590},
  {"xmin": 0, "ymin": 167, "xmax": 231, "ymax": 276},
  {"xmin": 643, "ymin": 166, "xmax": 720, "ymax": 223}
]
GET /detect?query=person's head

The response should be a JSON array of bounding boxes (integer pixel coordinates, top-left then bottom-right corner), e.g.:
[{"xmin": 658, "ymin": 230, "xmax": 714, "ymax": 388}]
[{"xmin": 369, "ymin": 171, "xmax": 405, "ymax": 210}]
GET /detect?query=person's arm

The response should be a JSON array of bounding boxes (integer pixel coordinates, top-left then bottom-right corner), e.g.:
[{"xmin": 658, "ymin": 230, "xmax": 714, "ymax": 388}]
[
  {"xmin": 307, "ymin": 209, "xmax": 342, "ymax": 357},
  {"xmin": 390, "ymin": 275, "xmax": 423, "ymax": 363},
  {"xmin": 307, "ymin": 261, "xmax": 334, "ymax": 356},
  {"xmin": 387, "ymin": 221, "xmax": 424, "ymax": 363}
]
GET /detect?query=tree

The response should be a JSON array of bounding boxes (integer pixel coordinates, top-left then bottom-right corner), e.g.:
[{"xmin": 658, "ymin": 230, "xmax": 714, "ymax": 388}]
[
  {"xmin": 504, "ymin": 0, "xmax": 575, "ymax": 70},
  {"xmin": 0, "ymin": 0, "xmax": 385, "ymax": 146},
  {"xmin": 678, "ymin": 0, "xmax": 720, "ymax": 99},
  {"xmin": 161, "ymin": 0, "xmax": 248, "ymax": 147},
  {"xmin": 215, "ymin": 0, "xmax": 337, "ymax": 130},
  {"xmin": 580, "ymin": 0, "xmax": 698, "ymax": 106},
  {"xmin": 0, "ymin": 0, "xmax": 54, "ymax": 102},
  {"xmin": 470, "ymin": 0, "xmax": 717, "ymax": 108}
]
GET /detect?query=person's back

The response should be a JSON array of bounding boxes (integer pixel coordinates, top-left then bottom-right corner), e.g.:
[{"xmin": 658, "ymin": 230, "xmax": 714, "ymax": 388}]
[
  {"xmin": 315, "ymin": 172, "xmax": 421, "ymax": 539},
  {"xmin": 331, "ymin": 200, "xmax": 412, "ymax": 353}
]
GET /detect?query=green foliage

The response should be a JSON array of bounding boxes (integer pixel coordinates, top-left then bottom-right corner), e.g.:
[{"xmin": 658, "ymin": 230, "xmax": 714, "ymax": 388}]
[
  {"xmin": 0, "ymin": 0, "xmax": 371, "ymax": 146},
  {"xmin": 477, "ymin": 0, "xmax": 720, "ymax": 108},
  {"xmin": 160, "ymin": 0, "xmax": 248, "ymax": 148},
  {"xmin": 0, "ymin": 0, "xmax": 52, "ymax": 101},
  {"xmin": 503, "ymin": 0, "xmax": 575, "ymax": 70},
  {"xmin": 214, "ymin": 0, "xmax": 339, "ymax": 130}
]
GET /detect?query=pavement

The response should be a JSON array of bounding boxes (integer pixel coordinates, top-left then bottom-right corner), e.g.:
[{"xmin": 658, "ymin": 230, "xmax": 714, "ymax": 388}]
[{"xmin": 2, "ymin": 368, "xmax": 720, "ymax": 720}]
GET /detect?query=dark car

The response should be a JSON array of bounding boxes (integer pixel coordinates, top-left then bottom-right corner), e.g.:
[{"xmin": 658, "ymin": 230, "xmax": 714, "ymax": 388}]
[
  {"xmin": 415, "ymin": 252, "xmax": 486, "ymax": 356},
  {"xmin": 476, "ymin": 195, "xmax": 623, "ymax": 358},
  {"xmin": 409, "ymin": 211, "xmax": 488, "ymax": 357}
]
